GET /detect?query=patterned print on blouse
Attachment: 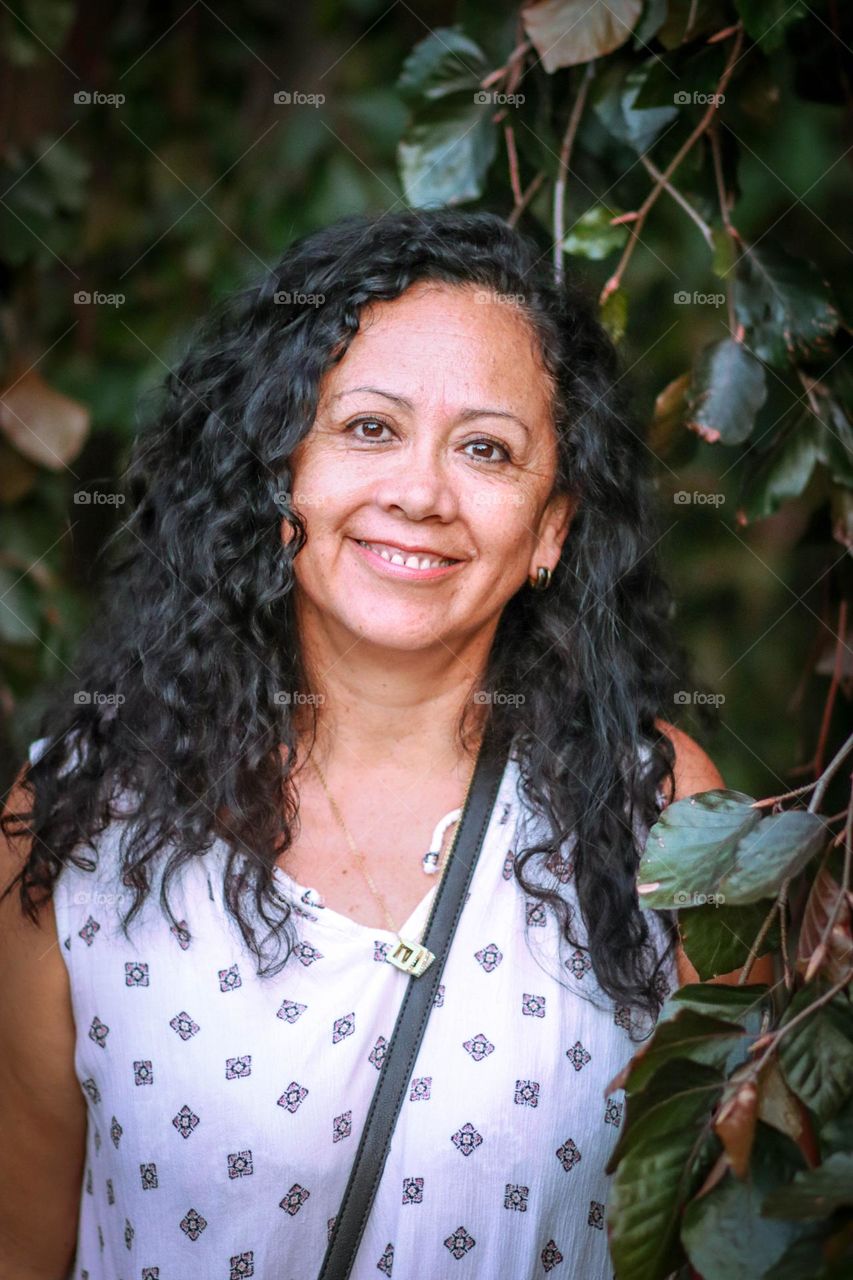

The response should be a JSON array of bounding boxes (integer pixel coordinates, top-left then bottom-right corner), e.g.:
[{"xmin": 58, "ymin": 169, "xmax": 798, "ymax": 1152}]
[{"xmin": 31, "ymin": 733, "xmax": 674, "ymax": 1280}]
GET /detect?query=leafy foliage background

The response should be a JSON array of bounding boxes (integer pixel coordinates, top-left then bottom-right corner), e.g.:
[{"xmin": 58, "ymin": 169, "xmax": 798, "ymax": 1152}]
[
  {"xmin": 1, "ymin": 5, "xmax": 852, "ymax": 1275},
  {"xmin": 1, "ymin": 1, "xmax": 849, "ymax": 792}
]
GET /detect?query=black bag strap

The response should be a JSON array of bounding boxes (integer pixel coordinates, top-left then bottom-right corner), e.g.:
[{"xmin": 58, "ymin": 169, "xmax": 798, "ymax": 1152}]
[{"xmin": 316, "ymin": 729, "xmax": 509, "ymax": 1280}]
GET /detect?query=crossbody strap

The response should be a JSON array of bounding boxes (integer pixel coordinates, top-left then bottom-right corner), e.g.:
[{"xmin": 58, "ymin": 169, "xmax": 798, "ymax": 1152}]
[{"xmin": 316, "ymin": 729, "xmax": 509, "ymax": 1280}]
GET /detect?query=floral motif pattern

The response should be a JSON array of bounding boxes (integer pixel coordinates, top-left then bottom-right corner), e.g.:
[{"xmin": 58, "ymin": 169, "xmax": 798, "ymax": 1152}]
[
  {"xmin": 218, "ymin": 964, "xmax": 242, "ymax": 992},
  {"xmin": 522, "ymin": 992, "xmax": 546, "ymax": 1017},
  {"xmin": 277, "ymin": 1081, "xmax": 308, "ymax": 1113},
  {"xmin": 566, "ymin": 1040, "xmax": 592, "ymax": 1071},
  {"xmin": 462, "ymin": 1032, "xmax": 494, "ymax": 1062},
  {"xmin": 474, "ymin": 942, "xmax": 503, "ymax": 972},
  {"xmin": 444, "ymin": 1226, "xmax": 475, "ymax": 1259},
  {"xmin": 451, "ymin": 1123, "xmax": 482, "ymax": 1156},
  {"xmin": 279, "ymin": 1183, "xmax": 310, "ymax": 1216},
  {"xmin": 402, "ymin": 1176, "xmax": 424, "ymax": 1205}
]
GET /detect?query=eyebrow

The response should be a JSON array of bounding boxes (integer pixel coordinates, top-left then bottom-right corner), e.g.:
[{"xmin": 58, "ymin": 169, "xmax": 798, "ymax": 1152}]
[{"xmin": 330, "ymin": 385, "xmax": 531, "ymax": 435}]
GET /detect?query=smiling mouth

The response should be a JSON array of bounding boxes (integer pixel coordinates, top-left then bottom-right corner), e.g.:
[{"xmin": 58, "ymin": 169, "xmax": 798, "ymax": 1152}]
[{"xmin": 354, "ymin": 539, "xmax": 459, "ymax": 569}]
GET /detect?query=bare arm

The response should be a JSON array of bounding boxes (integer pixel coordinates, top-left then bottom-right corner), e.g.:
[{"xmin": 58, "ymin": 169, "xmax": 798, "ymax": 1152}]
[{"xmin": 0, "ymin": 766, "xmax": 87, "ymax": 1280}]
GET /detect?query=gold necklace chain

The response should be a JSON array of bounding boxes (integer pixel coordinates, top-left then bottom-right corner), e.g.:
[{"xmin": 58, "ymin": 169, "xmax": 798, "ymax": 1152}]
[{"xmin": 309, "ymin": 753, "xmax": 478, "ymax": 977}]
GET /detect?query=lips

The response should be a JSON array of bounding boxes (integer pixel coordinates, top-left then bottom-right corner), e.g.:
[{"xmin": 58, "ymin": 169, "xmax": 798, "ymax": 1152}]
[{"xmin": 354, "ymin": 539, "xmax": 458, "ymax": 569}]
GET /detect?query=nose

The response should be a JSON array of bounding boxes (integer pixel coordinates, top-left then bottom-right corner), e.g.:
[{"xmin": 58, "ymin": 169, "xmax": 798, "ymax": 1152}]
[{"xmin": 372, "ymin": 437, "xmax": 459, "ymax": 523}]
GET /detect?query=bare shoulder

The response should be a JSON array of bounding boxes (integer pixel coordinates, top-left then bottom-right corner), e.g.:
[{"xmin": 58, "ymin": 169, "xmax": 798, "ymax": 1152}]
[
  {"xmin": 653, "ymin": 716, "xmax": 725, "ymax": 802},
  {"xmin": 0, "ymin": 762, "xmax": 86, "ymax": 1273}
]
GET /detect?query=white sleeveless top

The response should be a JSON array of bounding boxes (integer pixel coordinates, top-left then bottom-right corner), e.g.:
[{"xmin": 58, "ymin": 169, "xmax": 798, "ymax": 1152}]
[{"xmin": 32, "ymin": 734, "xmax": 675, "ymax": 1280}]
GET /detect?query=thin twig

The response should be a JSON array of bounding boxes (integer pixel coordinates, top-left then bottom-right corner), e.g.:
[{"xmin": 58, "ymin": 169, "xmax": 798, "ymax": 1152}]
[
  {"xmin": 751, "ymin": 968, "xmax": 853, "ymax": 1078},
  {"xmin": 809, "ymin": 774, "xmax": 853, "ymax": 978},
  {"xmin": 553, "ymin": 62, "xmax": 595, "ymax": 285},
  {"xmin": 737, "ymin": 898, "xmax": 780, "ymax": 985},
  {"xmin": 709, "ymin": 123, "xmax": 739, "ymax": 332},
  {"xmin": 809, "ymin": 731, "xmax": 853, "ymax": 813},
  {"xmin": 480, "ymin": 39, "xmax": 532, "ymax": 90},
  {"xmin": 640, "ymin": 153, "xmax": 714, "ymax": 246},
  {"xmin": 739, "ymin": 731, "xmax": 853, "ymax": 986},
  {"xmin": 601, "ymin": 23, "xmax": 745, "ymax": 305},
  {"xmin": 508, "ymin": 170, "xmax": 545, "ymax": 229},
  {"xmin": 504, "ymin": 123, "xmax": 523, "ymax": 205}
]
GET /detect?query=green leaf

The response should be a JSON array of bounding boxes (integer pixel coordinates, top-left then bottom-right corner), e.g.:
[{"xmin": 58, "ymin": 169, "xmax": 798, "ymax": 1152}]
[
  {"xmin": 777, "ymin": 984, "xmax": 853, "ymax": 1126},
  {"xmin": 633, "ymin": 0, "xmax": 668, "ymax": 47},
  {"xmin": 607, "ymin": 1059, "xmax": 724, "ymax": 1280},
  {"xmin": 522, "ymin": 0, "xmax": 642, "ymax": 72},
  {"xmin": 682, "ymin": 1123, "xmax": 809, "ymax": 1278},
  {"xmin": 632, "ymin": 40, "xmax": 727, "ymax": 110},
  {"xmin": 737, "ymin": 417, "xmax": 822, "ymax": 523},
  {"xmin": 659, "ymin": 982, "xmax": 770, "ymax": 1026},
  {"xmin": 656, "ymin": 0, "xmax": 731, "ymax": 49},
  {"xmin": 819, "ymin": 1090, "xmax": 853, "ymax": 1159},
  {"xmin": 686, "ymin": 339, "xmax": 767, "ymax": 446},
  {"xmin": 616, "ymin": 1007, "xmax": 747, "ymax": 1095},
  {"xmin": 600, "ymin": 287, "xmax": 628, "ymax": 342},
  {"xmin": 813, "ymin": 394, "xmax": 853, "ymax": 489},
  {"xmin": 3, "ymin": 0, "xmax": 75, "ymax": 67},
  {"xmin": 0, "ymin": 566, "xmax": 41, "ymax": 644},
  {"xmin": 397, "ymin": 27, "xmax": 490, "ymax": 103},
  {"xmin": 763, "ymin": 1152, "xmax": 853, "ymax": 1220},
  {"xmin": 593, "ymin": 60, "xmax": 679, "ymax": 154},
  {"xmin": 711, "ymin": 226, "xmax": 737, "ymax": 278},
  {"xmin": 637, "ymin": 790, "xmax": 828, "ymax": 908},
  {"xmin": 561, "ymin": 204, "xmax": 628, "ymax": 260},
  {"xmin": 734, "ymin": 243, "xmax": 841, "ymax": 369},
  {"xmin": 397, "ymin": 98, "xmax": 498, "ymax": 207},
  {"xmin": 735, "ymin": 0, "xmax": 809, "ymax": 52},
  {"xmin": 395, "ymin": 29, "xmax": 498, "ymax": 208},
  {"xmin": 679, "ymin": 901, "xmax": 781, "ymax": 980}
]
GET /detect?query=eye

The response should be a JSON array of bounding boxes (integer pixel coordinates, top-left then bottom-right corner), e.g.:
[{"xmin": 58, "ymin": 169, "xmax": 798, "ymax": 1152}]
[
  {"xmin": 345, "ymin": 416, "xmax": 394, "ymax": 442},
  {"xmin": 463, "ymin": 437, "xmax": 511, "ymax": 464}
]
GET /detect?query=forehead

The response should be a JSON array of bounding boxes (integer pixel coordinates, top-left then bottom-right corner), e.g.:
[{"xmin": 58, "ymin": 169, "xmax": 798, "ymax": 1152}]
[{"xmin": 322, "ymin": 282, "xmax": 554, "ymax": 416}]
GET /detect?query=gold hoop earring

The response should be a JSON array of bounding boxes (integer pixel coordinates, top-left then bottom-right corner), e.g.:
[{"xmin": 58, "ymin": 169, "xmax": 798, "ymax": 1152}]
[{"xmin": 528, "ymin": 566, "xmax": 552, "ymax": 591}]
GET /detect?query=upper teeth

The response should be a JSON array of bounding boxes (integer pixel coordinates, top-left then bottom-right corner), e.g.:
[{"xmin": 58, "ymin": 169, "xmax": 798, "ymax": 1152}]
[{"xmin": 357, "ymin": 540, "xmax": 454, "ymax": 569}]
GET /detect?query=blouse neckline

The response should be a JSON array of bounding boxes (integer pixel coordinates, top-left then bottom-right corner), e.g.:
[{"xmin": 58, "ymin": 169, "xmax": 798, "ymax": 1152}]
[
  {"xmin": 271, "ymin": 749, "xmax": 520, "ymax": 942},
  {"xmin": 271, "ymin": 803, "xmax": 462, "ymax": 942}
]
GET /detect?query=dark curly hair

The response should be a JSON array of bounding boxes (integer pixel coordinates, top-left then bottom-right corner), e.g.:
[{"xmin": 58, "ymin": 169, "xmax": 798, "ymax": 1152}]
[{"xmin": 3, "ymin": 207, "xmax": 714, "ymax": 1037}]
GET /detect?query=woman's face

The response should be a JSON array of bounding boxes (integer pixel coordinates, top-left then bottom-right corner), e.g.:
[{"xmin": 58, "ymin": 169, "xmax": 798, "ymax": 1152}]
[{"xmin": 285, "ymin": 281, "xmax": 575, "ymax": 655}]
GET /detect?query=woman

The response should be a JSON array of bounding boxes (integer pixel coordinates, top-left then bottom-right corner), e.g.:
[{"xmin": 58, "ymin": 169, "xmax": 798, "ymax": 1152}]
[{"xmin": 0, "ymin": 209, "xmax": 770, "ymax": 1280}]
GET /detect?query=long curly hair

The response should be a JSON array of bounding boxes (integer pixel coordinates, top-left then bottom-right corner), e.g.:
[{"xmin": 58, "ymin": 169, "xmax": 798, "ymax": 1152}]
[{"xmin": 3, "ymin": 207, "xmax": 714, "ymax": 1036}]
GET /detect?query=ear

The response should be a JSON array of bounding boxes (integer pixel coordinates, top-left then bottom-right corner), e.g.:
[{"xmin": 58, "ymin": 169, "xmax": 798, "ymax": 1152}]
[{"xmin": 528, "ymin": 491, "xmax": 577, "ymax": 578}]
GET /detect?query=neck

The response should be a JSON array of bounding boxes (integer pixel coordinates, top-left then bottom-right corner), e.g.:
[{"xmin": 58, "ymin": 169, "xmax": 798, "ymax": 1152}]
[{"xmin": 291, "ymin": 598, "xmax": 495, "ymax": 777}]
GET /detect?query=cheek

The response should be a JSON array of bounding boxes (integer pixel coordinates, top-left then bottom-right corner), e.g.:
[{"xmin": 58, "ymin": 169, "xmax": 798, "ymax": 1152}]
[{"xmin": 468, "ymin": 494, "xmax": 539, "ymax": 564}]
